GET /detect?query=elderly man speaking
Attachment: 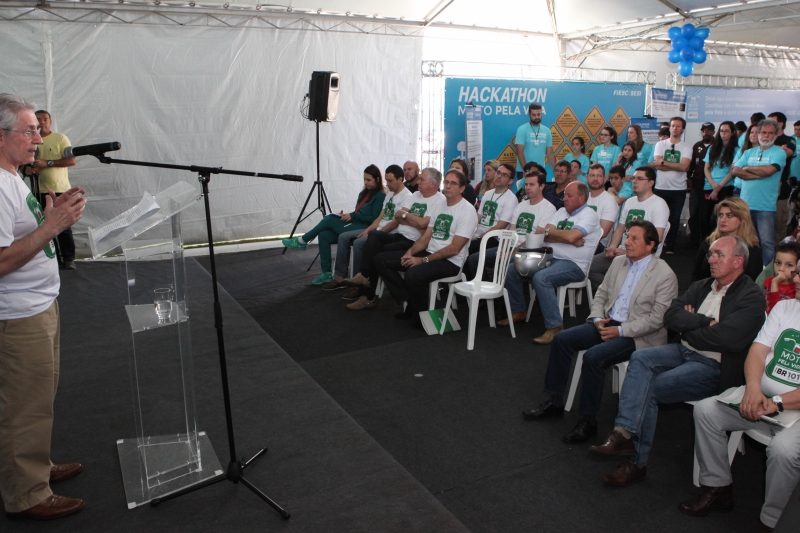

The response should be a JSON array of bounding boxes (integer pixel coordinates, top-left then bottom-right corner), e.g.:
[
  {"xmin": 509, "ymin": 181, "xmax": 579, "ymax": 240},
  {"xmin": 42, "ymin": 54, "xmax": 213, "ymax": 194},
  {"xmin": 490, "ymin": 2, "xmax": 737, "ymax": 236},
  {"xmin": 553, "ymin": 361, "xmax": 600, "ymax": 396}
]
[{"xmin": 0, "ymin": 94, "xmax": 86, "ymax": 520}]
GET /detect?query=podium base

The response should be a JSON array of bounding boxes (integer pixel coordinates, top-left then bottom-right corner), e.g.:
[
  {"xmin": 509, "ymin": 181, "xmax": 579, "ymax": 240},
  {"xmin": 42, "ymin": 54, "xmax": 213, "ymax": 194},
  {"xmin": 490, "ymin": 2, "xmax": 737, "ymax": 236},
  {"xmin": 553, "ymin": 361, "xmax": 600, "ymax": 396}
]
[{"xmin": 117, "ymin": 431, "xmax": 223, "ymax": 509}]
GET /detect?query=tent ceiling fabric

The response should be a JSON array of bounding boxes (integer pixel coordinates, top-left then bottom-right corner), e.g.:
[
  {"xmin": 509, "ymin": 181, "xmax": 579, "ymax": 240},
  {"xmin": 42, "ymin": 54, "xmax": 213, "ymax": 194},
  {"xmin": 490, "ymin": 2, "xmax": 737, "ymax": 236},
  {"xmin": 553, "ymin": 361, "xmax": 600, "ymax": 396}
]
[{"xmin": 23, "ymin": 0, "xmax": 800, "ymax": 48}]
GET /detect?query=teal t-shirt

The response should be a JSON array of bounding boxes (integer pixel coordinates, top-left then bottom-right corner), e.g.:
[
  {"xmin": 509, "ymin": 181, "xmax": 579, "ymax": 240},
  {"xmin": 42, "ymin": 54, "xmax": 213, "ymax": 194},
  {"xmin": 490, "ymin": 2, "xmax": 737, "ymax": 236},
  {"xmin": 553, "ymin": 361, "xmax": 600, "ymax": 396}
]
[
  {"xmin": 515, "ymin": 122, "xmax": 552, "ymax": 173},
  {"xmin": 792, "ymin": 135, "xmax": 800, "ymax": 179},
  {"xmin": 734, "ymin": 145, "xmax": 787, "ymax": 211},
  {"xmin": 590, "ymin": 144, "xmax": 621, "ymax": 175},
  {"xmin": 635, "ymin": 143, "xmax": 654, "ymax": 167},
  {"xmin": 703, "ymin": 147, "xmax": 741, "ymax": 191}
]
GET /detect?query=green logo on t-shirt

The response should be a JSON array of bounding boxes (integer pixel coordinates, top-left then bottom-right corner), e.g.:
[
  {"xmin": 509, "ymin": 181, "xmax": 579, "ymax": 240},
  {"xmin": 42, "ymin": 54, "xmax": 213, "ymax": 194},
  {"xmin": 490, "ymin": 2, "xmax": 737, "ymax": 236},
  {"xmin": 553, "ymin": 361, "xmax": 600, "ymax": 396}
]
[
  {"xmin": 432, "ymin": 214, "xmax": 454, "ymax": 241},
  {"xmin": 766, "ymin": 329, "xmax": 800, "ymax": 387},
  {"xmin": 664, "ymin": 149, "xmax": 682, "ymax": 164},
  {"xmin": 625, "ymin": 209, "xmax": 646, "ymax": 226},
  {"xmin": 480, "ymin": 200, "xmax": 498, "ymax": 227},
  {"xmin": 409, "ymin": 202, "xmax": 428, "ymax": 217},
  {"xmin": 588, "ymin": 205, "xmax": 598, "ymax": 212},
  {"xmin": 383, "ymin": 202, "xmax": 396, "ymax": 221},
  {"xmin": 516, "ymin": 213, "xmax": 535, "ymax": 235},
  {"xmin": 26, "ymin": 193, "xmax": 56, "ymax": 259},
  {"xmin": 556, "ymin": 220, "xmax": 574, "ymax": 231}
]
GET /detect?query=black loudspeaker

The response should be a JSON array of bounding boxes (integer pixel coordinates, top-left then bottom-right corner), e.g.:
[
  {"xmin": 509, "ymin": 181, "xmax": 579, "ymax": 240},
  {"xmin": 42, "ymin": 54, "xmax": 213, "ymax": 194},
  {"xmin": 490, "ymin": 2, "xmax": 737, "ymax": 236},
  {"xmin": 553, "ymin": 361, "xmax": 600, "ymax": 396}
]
[{"xmin": 308, "ymin": 71, "xmax": 340, "ymax": 122}]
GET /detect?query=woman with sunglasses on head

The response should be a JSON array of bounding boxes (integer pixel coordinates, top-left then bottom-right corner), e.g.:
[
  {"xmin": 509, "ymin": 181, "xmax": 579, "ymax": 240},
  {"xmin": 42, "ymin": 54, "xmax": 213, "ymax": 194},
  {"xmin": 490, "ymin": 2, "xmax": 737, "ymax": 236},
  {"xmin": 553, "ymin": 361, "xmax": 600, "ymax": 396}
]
[
  {"xmin": 691, "ymin": 197, "xmax": 763, "ymax": 283},
  {"xmin": 589, "ymin": 126, "xmax": 621, "ymax": 176}
]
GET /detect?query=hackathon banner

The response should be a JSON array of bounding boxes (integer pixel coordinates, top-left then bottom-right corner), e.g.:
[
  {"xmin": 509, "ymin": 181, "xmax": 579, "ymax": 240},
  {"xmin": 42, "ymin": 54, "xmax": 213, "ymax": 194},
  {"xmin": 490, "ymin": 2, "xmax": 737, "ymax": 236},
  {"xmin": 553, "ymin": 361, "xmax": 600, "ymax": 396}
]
[{"xmin": 444, "ymin": 78, "xmax": 647, "ymax": 177}]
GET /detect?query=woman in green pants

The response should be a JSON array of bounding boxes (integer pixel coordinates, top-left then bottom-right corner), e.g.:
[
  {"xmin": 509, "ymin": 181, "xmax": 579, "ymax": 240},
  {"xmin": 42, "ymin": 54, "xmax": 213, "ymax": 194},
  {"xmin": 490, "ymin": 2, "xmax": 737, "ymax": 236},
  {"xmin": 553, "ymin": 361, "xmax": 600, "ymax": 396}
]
[{"xmin": 283, "ymin": 164, "xmax": 386, "ymax": 284}]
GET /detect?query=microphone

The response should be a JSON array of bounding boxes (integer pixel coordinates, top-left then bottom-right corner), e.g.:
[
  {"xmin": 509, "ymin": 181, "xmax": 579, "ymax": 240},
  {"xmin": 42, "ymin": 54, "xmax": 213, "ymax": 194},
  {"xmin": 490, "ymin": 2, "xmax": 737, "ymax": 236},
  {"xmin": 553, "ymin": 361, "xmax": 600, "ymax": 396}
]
[{"xmin": 64, "ymin": 142, "xmax": 121, "ymax": 158}]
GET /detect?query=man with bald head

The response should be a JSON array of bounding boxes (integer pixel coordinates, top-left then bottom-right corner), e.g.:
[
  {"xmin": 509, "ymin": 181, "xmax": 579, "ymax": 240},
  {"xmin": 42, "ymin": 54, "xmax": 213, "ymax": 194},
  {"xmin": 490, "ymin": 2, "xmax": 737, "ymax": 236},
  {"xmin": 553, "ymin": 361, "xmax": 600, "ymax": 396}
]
[
  {"xmin": 591, "ymin": 235, "xmax": 766, "ymax": 488},
  {"xmin": 403, "ymin": 161, "xmax": 420, "ymax": 193}
]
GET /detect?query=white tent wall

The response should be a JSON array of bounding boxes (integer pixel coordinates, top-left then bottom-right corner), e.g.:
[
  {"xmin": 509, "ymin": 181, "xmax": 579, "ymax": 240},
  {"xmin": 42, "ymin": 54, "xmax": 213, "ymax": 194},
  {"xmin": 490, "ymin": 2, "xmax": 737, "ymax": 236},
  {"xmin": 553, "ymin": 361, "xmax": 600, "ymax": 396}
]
[{"xmin": 0, "ymin": 21, "xmax": 422, "ymax": 256}]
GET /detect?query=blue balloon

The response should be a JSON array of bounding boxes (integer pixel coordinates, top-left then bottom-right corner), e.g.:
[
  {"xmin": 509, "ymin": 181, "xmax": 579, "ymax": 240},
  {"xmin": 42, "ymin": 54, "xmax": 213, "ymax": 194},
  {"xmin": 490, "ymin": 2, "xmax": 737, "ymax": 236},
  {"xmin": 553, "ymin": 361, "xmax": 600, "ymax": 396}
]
[
  {"xmin": 695, "ymin": 26, "xmax": 710, "ymax": 40},
  {"xmin": 668, "ymin": 26, "xmax": 682, "ymax": 41},
  {"xmin": 679, "ymin": 61, "xmax": 694, "ymax": 77},
  {"xmin": 689, "ymin": 37, "xmax": 704, "ymax": 50},
  {"xmin": 668, "ymin": 49, "xmax": 682, "ymax": 64},
  {"xmin": 672, "ymin": 36, "xmax": 688, "ymax": 50},
  {"xmin": 680, "ymin": 46, "xmax": 695, "ymax": 62},
  {"xmin": 682, "ymin": 23, "xmax": 696, "ymax": 39},
  {"xmin": 693, "ymin": 49, "xmax": 707, "ymax": 64}
]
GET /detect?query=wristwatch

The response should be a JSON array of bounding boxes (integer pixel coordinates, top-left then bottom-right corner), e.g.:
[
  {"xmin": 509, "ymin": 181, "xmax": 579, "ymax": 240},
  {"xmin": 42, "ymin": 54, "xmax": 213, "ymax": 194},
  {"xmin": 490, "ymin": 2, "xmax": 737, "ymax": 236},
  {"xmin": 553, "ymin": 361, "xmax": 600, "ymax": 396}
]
[
  {"xmin": 422, "ymin": 256, "xmax": 429, "ymax": 263},
  {"xmin": 773, "ymin": 395, "xmax": 784, "ymax": 412},
  {"xmin": 47, "ymin": 160, "xmax": 54, "ymax": 167},
  {"xmin": 402, "ymin": 212, "xmax": 408, "ymax": 219},
  {"xmin": 544, "ymin": 228, "xmax": 550, "ymax": 238}
]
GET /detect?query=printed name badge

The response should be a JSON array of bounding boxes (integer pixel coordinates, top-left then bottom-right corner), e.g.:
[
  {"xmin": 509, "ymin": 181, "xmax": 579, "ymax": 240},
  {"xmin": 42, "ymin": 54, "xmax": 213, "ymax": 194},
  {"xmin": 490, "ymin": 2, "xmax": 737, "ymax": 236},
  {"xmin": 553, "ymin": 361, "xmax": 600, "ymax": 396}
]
[
  {"xmin": 432, "ymin": 214, "xmax": 454, "ymax": 241},
  {"xmin": 767, "ymin": 329, "xmax": 800, "ymax": 387},
  {"xmin": 663, "ymin": 149, "xmax": 682, "ymax": 164},
  {"xmin": 383, "ymin": 202, "xmax": 396, "ymax": 221},
  {"xmin": 409, "ymin": 203, "xmax": 428, "ymax": 217},
  {"xmin": 516, "ymin": 213, "xmax": 535, "ymax": 235},
  {"xmin": 556, "ymin": 220, "xmax": 574, "ymax": 231},
  {"xmin": 480, "ymin": 200, "xmax": 498, "ymax": 227}
]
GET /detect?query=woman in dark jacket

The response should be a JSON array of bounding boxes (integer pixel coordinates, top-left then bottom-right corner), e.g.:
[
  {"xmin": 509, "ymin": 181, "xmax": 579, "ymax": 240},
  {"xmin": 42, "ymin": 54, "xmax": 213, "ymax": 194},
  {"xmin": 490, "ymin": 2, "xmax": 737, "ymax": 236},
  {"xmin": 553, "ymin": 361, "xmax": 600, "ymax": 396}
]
[
  {"xmin": 283, "ymin": 164, "xmax": 386, "ymax": 285},
  {"xmin": 691, "ymin": 197, "xmax": 763, "ymax": 282}
]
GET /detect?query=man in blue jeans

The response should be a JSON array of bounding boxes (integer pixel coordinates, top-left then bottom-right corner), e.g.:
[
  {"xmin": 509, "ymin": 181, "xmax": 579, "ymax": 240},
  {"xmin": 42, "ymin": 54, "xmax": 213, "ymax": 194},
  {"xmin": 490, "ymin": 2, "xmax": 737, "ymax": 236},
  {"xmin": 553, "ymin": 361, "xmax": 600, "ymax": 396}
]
[
  {"xmin": 590, "ymin": 236, "xmax": 766, "ymax": 486},
  {"xmin": 732, "ymin": 118, "xmax": 788, "ymax": 265},
  {"xmin": 521, "ymin": 221, "xmax": 678, "ymax": 444},
  {"xmin": 504, "ymin": 181, "xmax": 601, "ymax": 344}
]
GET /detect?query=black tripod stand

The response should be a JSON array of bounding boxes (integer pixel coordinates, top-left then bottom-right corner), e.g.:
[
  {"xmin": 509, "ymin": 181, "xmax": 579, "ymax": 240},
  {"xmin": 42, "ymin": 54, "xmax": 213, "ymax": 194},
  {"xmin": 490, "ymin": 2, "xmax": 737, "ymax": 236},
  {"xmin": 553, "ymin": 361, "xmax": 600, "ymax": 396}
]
[
  {"xmin": 283, "ymin": 120, "xmax": 331, "ymax": 270},
  {"xmin": 94, "ymin": 153, "xmax": 300, "ymax": 519}
]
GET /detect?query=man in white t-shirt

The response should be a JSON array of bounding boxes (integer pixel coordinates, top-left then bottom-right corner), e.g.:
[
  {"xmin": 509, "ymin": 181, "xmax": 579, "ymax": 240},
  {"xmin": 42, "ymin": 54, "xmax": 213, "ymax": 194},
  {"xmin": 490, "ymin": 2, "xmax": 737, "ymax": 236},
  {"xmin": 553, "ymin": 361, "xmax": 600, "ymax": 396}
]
[
  {"xmin": 497, "ymin": 170, "xmax": 557, "ymax": 327},
  {"xmin": 349, "ymin": 169, "xmax": 477, "ymax": 326},
  {"xmin": 649, "ymin": 116, "xmax": 691, "ymax": 254},
  {"xmin": 327, "ymin": 164, "xmax": 413, "ymax": 292},
  {"xmin": 343, "ymin": 168, "xmax": 445, "ymax": 302},
  {"xmin": 585, "ymin": 163, "xmax": 620, "ymax": 251},
  {"xmin": 464, "ymin": 162, "xmax": 519, "ymax": 280},
  {"xmin": 589, "ymin": 167, "xmax": 670, "ymax": 289},
  {"xmin": 505, "ymin": 181, "xmax": 600, "ymax": 344},
  {"xmin": 683, "ymin": 286, "xmax": 800, "ymax": 530},
  {"xmin": 0, "ymin": 94, "xmax": 87, "ymax": 520}
]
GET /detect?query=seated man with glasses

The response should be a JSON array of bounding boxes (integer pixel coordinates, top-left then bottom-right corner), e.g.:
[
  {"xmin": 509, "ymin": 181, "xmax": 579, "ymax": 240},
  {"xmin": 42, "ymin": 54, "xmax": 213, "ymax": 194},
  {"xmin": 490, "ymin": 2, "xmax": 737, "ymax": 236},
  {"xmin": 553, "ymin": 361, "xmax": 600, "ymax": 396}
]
[
  {"xmin": 590, "ymin": 236, "xmax": 766, "ymax": 487},
  {"xmin": 543, "ymin": 160, "xmax": 571, "ymax": 210}
]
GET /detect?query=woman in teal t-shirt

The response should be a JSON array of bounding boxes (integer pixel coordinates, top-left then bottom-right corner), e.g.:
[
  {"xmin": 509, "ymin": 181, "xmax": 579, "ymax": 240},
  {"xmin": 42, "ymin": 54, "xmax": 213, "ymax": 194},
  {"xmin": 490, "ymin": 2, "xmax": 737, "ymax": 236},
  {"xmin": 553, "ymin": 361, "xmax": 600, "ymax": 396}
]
[
  {"xmin": 283, "ymin": 164, "xmax": 386, "ymax": 285},
  {"xmin": 617, "ymin": 141, "xmax": 639, "ymax": 184},
  {"xmin": 564, "ymin": 136, "xmax": 590, "ymax": 184},
  {"xmin": 627, "ymin": 124, "xmax": 654, "ymax": 166},
  {"xmin": 700, "ymin": 121, "xmax": 739, "ymax": 238},
  {"xmin": 590, "ymin": 126, "xmax": 621, "ymax": 175}
]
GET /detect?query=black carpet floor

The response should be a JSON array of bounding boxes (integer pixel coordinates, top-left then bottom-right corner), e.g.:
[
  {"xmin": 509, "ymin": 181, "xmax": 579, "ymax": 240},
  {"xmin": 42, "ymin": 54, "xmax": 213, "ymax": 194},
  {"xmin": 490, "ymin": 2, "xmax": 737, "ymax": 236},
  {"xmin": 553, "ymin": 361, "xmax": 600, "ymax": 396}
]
[
  {"xmin": 5, "ymin": 259, "xmax": 467, "ymax": 533},
  {"xmin": 192, "ymin": 242, "xmax": 773, "ymax": 533}
]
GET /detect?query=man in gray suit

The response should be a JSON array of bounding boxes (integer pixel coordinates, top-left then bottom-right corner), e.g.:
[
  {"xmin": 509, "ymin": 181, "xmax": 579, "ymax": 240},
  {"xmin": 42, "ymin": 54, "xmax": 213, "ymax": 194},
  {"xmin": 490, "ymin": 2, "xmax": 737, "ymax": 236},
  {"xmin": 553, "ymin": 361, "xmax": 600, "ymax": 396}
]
[{"xmin": 521, "ymin": 220, "xmax": 678, "ymax": 443}]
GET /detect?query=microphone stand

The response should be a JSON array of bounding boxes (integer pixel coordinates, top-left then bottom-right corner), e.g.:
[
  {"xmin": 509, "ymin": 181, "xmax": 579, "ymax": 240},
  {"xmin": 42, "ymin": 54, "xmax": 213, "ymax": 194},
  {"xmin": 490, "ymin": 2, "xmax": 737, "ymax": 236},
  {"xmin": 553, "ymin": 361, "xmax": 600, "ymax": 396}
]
[{"xmin": 95, "ymin": 153, "xmax": 299, "ymax": 519}]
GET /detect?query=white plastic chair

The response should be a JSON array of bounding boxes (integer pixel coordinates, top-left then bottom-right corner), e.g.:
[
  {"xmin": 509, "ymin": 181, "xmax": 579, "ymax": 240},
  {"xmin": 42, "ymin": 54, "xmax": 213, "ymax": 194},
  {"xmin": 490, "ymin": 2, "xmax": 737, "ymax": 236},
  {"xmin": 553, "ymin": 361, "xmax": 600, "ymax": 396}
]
[
  {"xmin": 565, "ymin": 350, "xmax": 586, "ymax": 411},
  {"xmin": 613, "ymin": 360, "xmax": 628, "ymax": 394},
  {"xmin": 656, "ymin": 221, "xmax": 670, "ymax": 258},
  {"xmin": 429, "ymin": 267, "xmax": 463, "ymax": 310},
  {"xmin": 440, "ymin": 230, "xmax": 519, "ymax": 350}
]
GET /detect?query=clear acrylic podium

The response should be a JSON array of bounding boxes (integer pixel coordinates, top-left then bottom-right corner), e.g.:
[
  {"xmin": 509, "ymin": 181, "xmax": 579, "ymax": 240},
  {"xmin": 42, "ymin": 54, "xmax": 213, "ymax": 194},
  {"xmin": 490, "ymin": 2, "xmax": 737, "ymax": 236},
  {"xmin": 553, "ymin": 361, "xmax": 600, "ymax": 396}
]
[{"xmin": 89, "ymin": 181, "xmax": 223, "ymax": 509}]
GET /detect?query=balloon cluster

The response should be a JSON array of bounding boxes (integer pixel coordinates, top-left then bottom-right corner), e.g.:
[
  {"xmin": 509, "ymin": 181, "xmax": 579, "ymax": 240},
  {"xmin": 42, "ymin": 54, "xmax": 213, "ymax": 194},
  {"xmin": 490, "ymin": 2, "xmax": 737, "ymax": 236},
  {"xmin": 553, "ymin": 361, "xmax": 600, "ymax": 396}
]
[{"xmin": 667, "ymin": 24, "xmax": 709, "ymax": 77}]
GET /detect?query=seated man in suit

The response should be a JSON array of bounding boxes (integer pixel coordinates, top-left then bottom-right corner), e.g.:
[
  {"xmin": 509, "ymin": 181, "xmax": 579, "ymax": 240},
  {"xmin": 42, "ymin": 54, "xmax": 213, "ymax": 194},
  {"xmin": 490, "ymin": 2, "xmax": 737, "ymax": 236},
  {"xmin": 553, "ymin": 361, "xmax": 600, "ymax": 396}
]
[
  {"xmin": 590, "ymin": 236, "xmax": 766, "ymax": 487},
  {"xmin": 522, "ymin": 221, "xmax": 678, "ymax": 444},
  {"xmin": 681, "ymin": 278, "xmax": 800, "ymax": 531},
  {"xmin": 348, "ymin": 169, "xmax": 477, "ymax": 327},
  {"xmin": 515, "ymin": 181, "xmax": 602, "ymax": 344}
]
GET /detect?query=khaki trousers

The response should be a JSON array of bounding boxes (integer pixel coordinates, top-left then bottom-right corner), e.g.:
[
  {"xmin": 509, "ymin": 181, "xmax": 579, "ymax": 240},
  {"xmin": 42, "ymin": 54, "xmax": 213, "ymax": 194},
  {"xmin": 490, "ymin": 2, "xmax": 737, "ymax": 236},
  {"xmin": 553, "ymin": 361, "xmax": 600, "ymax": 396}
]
[{"xmin": 0, "ymin": 300, "xmax": 59, "ymax": 512}]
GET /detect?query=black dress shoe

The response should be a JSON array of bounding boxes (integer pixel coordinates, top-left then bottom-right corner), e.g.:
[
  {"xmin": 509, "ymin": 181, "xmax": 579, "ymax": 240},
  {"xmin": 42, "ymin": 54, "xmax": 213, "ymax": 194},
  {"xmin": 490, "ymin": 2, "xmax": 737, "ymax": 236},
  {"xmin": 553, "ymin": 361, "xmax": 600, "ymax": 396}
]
[
  {"xmin": 522, "ymin": 400, "xmax": 564, "ymax": 421},
  {"xmin": 562, "ymin": 419, "xmax": 598, "ymax": 443}
]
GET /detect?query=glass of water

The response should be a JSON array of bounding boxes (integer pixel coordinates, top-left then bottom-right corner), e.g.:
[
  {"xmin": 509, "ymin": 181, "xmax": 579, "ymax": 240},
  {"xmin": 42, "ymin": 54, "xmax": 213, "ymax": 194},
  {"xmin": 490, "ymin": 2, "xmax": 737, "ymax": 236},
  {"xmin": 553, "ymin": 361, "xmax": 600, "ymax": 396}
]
[{"xmin": 153, "ymin": 288, "xmax": 173, "ymax": 324}]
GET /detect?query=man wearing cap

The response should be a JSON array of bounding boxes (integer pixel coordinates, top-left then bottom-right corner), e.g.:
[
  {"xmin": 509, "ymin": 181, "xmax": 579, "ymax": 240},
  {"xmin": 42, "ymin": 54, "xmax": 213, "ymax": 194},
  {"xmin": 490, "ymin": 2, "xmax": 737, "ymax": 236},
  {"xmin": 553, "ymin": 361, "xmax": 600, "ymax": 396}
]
[{"xmin": 688, "ymin": 123, "xmax": 715, "ymax": 245}]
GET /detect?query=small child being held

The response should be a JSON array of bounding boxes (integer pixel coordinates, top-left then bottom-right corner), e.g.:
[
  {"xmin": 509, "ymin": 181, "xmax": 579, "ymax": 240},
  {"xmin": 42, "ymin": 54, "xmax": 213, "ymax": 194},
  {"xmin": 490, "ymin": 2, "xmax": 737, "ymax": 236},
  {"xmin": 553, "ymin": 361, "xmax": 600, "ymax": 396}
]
[{"xmin": 764, "ymin": 241, "xmax": 800, "ymax": 314}]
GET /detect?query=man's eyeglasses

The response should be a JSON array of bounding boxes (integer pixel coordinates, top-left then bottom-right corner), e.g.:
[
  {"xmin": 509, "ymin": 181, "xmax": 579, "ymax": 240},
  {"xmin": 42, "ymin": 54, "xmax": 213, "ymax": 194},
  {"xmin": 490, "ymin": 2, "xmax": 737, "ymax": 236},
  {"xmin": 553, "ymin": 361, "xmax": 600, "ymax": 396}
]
[
  {"xmin": 496, "ymin": 171, "xmax": 512, "ymax": 178},
  {"xmin": 2, "ymin": 128, "xmax": 39, "ymax": 139},
  {"xmin": 633, "ymin": 176, "xmax": 651, "ymax": 181},
  {"xmin": 443, "ymin": 179, "xmax": 461, "ymax": 187}
]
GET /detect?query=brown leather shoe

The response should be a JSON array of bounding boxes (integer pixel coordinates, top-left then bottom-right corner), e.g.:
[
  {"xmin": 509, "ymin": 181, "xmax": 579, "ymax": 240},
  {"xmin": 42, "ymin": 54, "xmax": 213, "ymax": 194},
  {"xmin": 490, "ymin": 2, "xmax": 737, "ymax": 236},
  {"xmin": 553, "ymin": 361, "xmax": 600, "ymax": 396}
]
[
  {"xmin": 589, "ymin": 430, "xmax": 635, "ymax": 456},
  {"xmin": 50, "ymin": 463, "xmax": 83, "ymax": 483},
  {"xmin": 498, "ymin": 312, "xmax": 526, "ymax": 327},
  {"xmin": 603, "ymin": 460, "xmax": 646, "ymax": 487},
  {"xmin": 532, "ymin": 325, "xmax": 564, "ymax": 344},
  {"xmin": 7, "ymin": 494, "xmax": 85, "ymax": 520},
  {"xmin": 678, "ymin": 485, "xmax": 733, "ymax": 517}
]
